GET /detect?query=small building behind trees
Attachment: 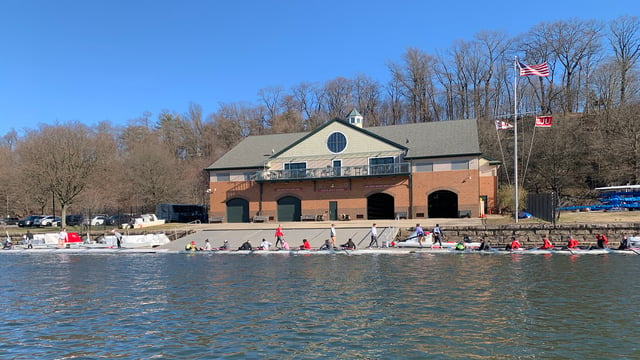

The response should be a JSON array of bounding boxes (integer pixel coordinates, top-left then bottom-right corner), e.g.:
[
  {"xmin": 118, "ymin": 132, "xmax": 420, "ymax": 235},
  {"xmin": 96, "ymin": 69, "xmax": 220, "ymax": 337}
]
[{"xmin": 156, "ymin": 203, "xmax": 208, "ymax": 223}]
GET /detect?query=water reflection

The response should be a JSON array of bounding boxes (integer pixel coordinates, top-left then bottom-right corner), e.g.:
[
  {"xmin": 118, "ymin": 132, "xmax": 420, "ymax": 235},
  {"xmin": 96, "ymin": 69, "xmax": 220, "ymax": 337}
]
[{"xmin": 0, "ymin": 253, "xmax": 638, "ymax": 358}]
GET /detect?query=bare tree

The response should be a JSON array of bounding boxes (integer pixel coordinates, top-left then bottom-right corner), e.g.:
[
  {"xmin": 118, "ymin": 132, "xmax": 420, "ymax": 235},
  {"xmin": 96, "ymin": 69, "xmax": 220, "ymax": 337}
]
[
  {"xmin": 124, "ymin": 136, "xmax": 186, "ymax": 212},
  {"xmin": 323, "ymin": 77, "xmax": 353, "ymax": 120},
  {"xmin": 273, "ymin": 94, "xmax": 305, "ymax": 133},
  {"xmin": 388, "ymin": 48, "xmax": 437, "ymax": 122},
  {"xmin": 352, "ymin": 74, "xmax": 382, "ymax": 127},
  {"xmin": 258, "ymin": 86, "xmax": 284, "ymax": 129},
  {"xmin": 609, "ymin": 15, "xmax": 640, "ymax": 105},
  {"xmin": 547, "ymin": 19, "xmax": 603, "ymax": 113},
  {"xmin": 16, "ymin": 123, "xmax": 106, "ymax": 227},
  {"xmin": 291, "ymin": 82, "xmax": 325, "ymax": 130}
]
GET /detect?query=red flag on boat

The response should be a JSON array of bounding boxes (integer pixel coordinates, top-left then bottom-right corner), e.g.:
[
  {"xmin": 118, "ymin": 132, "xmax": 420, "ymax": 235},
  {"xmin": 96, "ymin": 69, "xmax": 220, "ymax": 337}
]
[
  {"xmin": 535, "ymin": 116, "xmax": 553, "ymax": 128},
  {"xmin": 495, "ymin": 120, "xmax": 514, "ymax": 130}
]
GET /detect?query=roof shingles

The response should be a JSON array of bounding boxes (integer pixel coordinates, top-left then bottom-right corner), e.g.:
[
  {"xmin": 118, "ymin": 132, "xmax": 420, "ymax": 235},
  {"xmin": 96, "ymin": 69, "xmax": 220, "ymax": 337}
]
[{"xmin": 206, "ymin": 119, "xmax": 479, "ymax": 170}]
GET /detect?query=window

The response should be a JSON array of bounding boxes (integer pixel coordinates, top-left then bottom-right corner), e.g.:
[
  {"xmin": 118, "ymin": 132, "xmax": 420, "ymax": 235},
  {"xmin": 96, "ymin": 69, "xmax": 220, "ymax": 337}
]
[
  {"xmin": 327, "ymin": 132, "xmax": 347, "ymax": 153},
  {"xmin": 217, "ymin": 172, "xmax": 230, "ymax": 181},
  {"xmin": 451, "ymin": 160, "xmax": 469, "ymax": 170},
  {"xmin": 415, "ymin": 162, "xmax": 433, "ymax": 172},
  {"xmin": 369, "ymin": 157, "xmax": 395, "ymax": 175},
  {"xmin": 284, "ymin": 162, "xmax": 307, "ymax": 178}
]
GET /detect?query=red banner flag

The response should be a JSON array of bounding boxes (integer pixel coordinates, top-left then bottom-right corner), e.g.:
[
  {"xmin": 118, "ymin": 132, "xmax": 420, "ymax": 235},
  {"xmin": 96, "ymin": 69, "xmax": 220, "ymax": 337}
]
[{"xmin": 535, "ymin": 116, "xmax": 553, "ymax": 127}]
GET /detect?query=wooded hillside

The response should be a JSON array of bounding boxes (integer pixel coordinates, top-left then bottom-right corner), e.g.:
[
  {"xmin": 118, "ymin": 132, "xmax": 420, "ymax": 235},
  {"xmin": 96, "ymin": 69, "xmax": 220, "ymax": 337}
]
[{"xmin": 1, "ymin": 17, "xmax": 638, "ymax": 219}]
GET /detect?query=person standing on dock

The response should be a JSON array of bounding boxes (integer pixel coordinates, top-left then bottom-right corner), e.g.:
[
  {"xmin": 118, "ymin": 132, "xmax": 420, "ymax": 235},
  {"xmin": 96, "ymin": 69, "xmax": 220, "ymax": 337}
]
[
  {"xmin": 415, "ymin": 224, "xmax": 425, "ymax": 248},
  {"xmin": 330, "ymin": 224, "xmax": 337, "ymax": 248},
  {"xmin": 111, "ymin": 229, "xmax": 123, "ymax": 249},
  {"xmin": 432, "ymin": 224, "xmax": 443, "ymax": 248},
  {"xmin": 368, "ymin": 223, "xmax": 378, "ymax": 248},
  {"xmin": 275, "ymin": 224, "xmax": 284, "ymax": 249},
  {"xmin": 58, "ymin": 227, "xmax": 68, "ymax": 248}
]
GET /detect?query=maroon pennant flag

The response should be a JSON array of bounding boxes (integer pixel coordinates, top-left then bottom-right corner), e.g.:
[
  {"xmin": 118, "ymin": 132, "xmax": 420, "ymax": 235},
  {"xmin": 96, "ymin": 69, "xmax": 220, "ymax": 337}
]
[{"xmin": 535, "ymin": 116, "xmax": 553, "ymax": 127}]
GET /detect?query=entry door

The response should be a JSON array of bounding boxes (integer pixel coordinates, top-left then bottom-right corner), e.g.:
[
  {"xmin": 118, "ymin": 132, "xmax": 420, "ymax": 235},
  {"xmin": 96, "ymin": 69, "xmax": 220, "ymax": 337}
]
[
  {"xmin": 332, "ymin": 160, "xmax": 342, "ymax": 176},
  {"xmin": 329, "ymin": 201, "xmax": 338, "ymax": 221}
]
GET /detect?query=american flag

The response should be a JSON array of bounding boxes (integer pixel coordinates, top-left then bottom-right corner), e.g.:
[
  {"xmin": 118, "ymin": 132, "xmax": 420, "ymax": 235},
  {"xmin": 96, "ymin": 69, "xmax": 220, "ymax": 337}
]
[
  {"xmin": 495, "ymin": 120, "xmax": 514, "ymax": 130},
  {"xmin": 519, "ymin": 62, "xmax": 549, "ymax": 77}
]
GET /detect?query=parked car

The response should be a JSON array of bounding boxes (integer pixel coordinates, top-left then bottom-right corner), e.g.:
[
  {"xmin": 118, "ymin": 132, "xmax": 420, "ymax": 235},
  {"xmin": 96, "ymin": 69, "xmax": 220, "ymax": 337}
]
[
  {"xmin": 65, "ymin": 214, "xmax": 84, "ymax": 226},
  {"xmin": 85, "ymin": 215, "xmax": 108, "ymax": 226},
  {"xmin": 0, "ymin": 217, "xmax": 19, "ymax": 226},
  {"xmin": 39, "ymin": 215, "xmax": 62, "ymax": 227},
  {"xmin": 107, "ymin": 214, "xmax": 134, "ymax": 227},
  {"xmin": 18, "ymin": 215, "xmax": 44, "ymax": 227}
]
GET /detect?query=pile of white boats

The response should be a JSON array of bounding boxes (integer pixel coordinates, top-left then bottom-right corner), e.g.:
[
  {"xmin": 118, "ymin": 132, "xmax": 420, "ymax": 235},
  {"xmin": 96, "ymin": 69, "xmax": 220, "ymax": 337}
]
[{"xmin": 2, "ymin": 232, "xmax": 171, "ymax": 253}]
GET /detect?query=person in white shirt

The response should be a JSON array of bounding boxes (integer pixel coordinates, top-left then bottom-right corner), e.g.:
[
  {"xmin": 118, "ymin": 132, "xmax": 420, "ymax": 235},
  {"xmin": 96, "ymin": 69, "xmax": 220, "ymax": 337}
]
[
  {"xmin": 330, "ymin": 224, "xmax": 337, "ymax": 248},
  {"xmin": 368, "ymin": 223, "xmax": 378, "ymax": 248},
  {"xmin": 58, "ymin": 228, "xmax": 68, "ymax": 248},
  {"xmin": 203, "ymin": 239, "xmax": 212, "ymax": 251},
  {"xmin": 260, "ymin": 238, "xmax": 272, "ymax": 251}
]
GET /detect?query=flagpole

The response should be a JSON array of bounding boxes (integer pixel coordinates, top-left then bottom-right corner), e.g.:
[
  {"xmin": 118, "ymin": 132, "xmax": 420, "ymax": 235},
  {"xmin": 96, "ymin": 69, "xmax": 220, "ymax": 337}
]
[{"xmin": 513, "ymin": 56, "xmax": 519, "ymax": 223}]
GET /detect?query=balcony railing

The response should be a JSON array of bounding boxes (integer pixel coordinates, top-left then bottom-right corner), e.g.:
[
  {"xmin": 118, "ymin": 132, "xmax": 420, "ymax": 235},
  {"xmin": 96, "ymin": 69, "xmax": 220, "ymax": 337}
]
[{"xmin": 254, "ymin": 163, "xmax": 411, "ymax": 182}]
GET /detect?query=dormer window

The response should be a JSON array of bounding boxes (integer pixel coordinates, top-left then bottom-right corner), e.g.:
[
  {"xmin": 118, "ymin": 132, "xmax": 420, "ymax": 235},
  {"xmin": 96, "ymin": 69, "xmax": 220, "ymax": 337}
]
[{"xmin": 327, "ymin": 132, "xmax": 347, "ymax": 154}]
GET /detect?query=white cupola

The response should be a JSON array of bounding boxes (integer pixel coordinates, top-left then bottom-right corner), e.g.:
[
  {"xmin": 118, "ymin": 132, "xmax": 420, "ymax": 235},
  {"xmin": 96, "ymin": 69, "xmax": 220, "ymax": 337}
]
[{"xmin": 346, "ymin": 108, "xmax": 363, "ymax": 128}]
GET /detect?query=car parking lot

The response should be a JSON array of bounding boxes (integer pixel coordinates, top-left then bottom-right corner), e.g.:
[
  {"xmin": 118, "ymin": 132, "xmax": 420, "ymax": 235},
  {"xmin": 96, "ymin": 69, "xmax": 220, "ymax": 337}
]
[{"xmin": 0, "ymin": 217, "xmax": 19, "ymax": 226}]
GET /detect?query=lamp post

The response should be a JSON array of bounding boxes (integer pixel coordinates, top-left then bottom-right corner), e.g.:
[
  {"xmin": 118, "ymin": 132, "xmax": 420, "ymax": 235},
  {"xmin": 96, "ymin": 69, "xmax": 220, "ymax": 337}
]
[{"xmin": 206, "ymin": 188, "xmax": 212, "ymax": 223}]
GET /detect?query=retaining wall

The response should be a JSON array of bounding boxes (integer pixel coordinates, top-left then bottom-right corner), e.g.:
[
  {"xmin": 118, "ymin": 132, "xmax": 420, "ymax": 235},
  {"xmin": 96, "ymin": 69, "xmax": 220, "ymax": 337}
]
[{"xmin": 398, "ymin": 223, "xmax": 640, "ymax": 248}]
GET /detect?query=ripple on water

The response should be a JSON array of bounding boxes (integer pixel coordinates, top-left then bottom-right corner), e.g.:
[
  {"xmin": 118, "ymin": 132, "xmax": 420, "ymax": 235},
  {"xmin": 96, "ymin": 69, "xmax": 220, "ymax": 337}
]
[{"xmin": 1, "ymin": 253, "xmax": 639, "ymax": 359}]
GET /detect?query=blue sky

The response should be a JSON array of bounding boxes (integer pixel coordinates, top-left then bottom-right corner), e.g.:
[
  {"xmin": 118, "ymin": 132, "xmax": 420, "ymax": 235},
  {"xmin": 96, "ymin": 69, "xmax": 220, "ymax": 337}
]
[{"xmin": 0, "ymin": 0, "xmax": 636, "ymax": 135}]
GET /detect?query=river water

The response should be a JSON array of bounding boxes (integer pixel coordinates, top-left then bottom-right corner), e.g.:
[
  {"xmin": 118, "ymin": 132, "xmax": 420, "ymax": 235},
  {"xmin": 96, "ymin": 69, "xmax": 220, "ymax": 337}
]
[{"xmin": 1, "ymin": 252, "xmax": 638, "ymax": 359}]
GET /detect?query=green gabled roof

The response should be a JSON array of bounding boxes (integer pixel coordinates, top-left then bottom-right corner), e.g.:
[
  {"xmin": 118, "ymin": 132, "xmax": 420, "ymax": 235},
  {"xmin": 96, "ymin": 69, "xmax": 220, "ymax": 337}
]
[
  {"xmin": 346, "ymin": 108, "xmax": 362, "ymax": 118},
  {"xmin": 271, "ymin": 118, "xmax": 406, "ymax": 158},
  {"xmin": 205, "ymin": 118, "xmax": 480, "ymax": 171},
  {"xmin": 367, "ymin": 119, "xmax": 479, "ymax": 159},
  {"xmin": 205, "ymin": 132, "xmax": 307, "ymax": 171}
]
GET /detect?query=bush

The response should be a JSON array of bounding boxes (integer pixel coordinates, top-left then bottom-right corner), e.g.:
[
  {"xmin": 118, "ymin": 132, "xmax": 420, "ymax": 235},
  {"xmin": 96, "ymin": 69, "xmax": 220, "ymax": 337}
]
[{"xmin": 498, "ymin": 185, "xmax": 528, "ymax": 214}]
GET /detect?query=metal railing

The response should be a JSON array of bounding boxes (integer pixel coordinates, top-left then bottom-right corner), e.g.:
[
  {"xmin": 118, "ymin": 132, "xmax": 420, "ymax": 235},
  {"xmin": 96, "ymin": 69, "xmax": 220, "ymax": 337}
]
[{"xmin": 255, "ymin": 162, "xmax": 410, "ymax": 181}]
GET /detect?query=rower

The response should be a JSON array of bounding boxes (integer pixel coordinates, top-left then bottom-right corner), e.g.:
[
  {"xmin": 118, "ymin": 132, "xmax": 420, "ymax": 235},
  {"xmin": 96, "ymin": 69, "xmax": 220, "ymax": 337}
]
[
  {"xmin": 618, "ymin": 236, "xmax": 629, "ymax": 250},
  {"xmin": 506, "ymin": 237, "xmax": 521, "ymax": 250},
  {"xmin": 596, "ymin": 234, "xmax": 609, "ymax": 249},
  {"xmin": 477, "ymin": 238, "xmax": 491, "ymax": 251},
  {"xmin": 566, "ymin": 236, "xmax": 579, "ymax": 249},
  {"xmin": 540, "ymin": 236, "xmax": 553, "ymax": 250}
]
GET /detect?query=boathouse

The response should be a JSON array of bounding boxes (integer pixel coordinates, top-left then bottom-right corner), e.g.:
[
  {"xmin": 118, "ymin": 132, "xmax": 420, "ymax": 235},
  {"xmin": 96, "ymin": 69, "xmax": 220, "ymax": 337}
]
[{"xmin": 205, "ymin": 110, "xmax": 499, "ymax": 223}]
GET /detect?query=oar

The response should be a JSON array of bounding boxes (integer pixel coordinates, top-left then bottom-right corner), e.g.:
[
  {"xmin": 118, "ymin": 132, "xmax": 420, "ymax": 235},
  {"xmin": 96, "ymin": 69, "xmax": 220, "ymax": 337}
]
[{"xmin": 630, "ymin": 248, "xmax": 640, "ymax": 255}]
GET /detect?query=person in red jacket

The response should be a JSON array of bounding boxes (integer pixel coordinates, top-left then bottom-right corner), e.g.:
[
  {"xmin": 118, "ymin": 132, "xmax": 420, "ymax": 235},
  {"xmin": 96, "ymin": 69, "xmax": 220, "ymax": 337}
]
[
  {"xmin": 275, "ymin": 224, "xmax": 284, "ymax": 248},
  {"xmin": 567, "ymin": 236, "xmax": 579, "ymax": 249},
  {"xmin": 596, "ymin": 234, "xmax": 609, "ymax": 249},
  {"xmin": 299, "ymin": 239, "xmax": 311, "ymax": 250},
  {"xmin": 540, "ymin": 236, "xmax": 553, "ymax": 250},
  {"xmin": 506, "ymin": 237, "xmax": 521, "ymax": 250}
]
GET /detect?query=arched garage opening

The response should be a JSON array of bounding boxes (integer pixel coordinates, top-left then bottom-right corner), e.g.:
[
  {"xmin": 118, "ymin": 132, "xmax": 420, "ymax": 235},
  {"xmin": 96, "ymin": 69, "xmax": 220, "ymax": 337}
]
[
  {"xmin": 428, "ymin": 190, "xmax": 458, "ymax": 218},
  {"xmin": 367, "ymin": 193, "xmax": 395, "ymax": 220},
  {"xmin": 277, "ymin": 196, "xmax": 301, "ymax": 222},
  {"xmin": 226, "ymin": 198, "xmax": 249, "ymax": 223}
]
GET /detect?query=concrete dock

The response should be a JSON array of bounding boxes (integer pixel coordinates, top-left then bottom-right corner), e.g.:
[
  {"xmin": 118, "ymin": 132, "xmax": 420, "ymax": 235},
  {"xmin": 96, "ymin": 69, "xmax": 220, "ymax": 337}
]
[{"xmin": 159, "ymin": 217, "xmax": 485, "ymax": 251}]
